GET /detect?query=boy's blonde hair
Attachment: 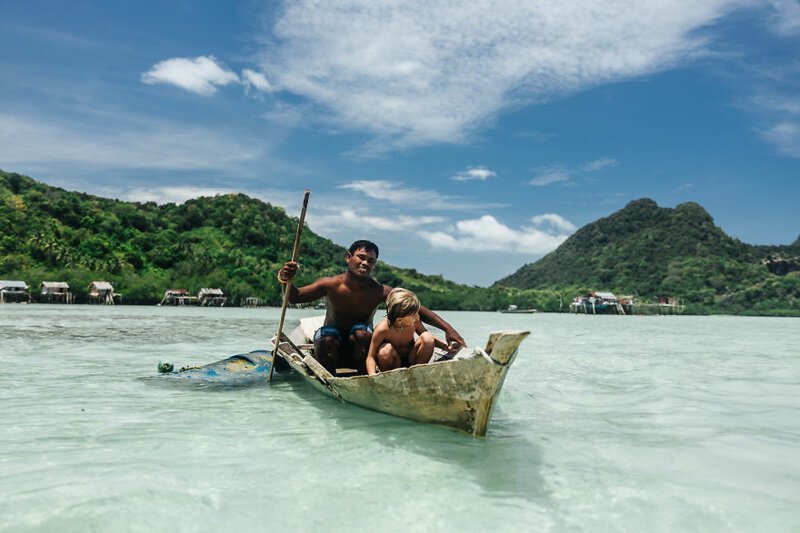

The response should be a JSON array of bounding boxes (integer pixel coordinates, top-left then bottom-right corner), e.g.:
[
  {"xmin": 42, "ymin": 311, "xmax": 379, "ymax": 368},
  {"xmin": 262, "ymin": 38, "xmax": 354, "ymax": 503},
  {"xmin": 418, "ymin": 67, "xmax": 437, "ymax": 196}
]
[{"xmin": 386, "ymin": 288, "xmax": 420, "ymax": 325}]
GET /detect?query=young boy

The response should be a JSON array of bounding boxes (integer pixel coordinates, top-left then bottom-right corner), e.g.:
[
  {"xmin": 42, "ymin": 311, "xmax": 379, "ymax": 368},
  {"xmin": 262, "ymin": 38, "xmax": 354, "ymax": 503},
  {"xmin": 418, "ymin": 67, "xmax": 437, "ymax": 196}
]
[{"xmin": 365, "ymin": 288, "xmax": 449, "ymax": 376}]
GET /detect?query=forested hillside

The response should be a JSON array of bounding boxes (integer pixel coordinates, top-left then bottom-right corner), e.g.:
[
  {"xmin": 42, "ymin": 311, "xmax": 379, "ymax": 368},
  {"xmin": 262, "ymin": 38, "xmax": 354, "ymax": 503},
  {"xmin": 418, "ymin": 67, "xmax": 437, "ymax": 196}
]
[
  {"xmin": 0, "ymin": 170, "xmax": 531, "ymax": 310},
  {"xmin": 3, "ymin": 171, "xmax": 798, "ymax": 314},
  {"xmin": 496, "ymin": 199, "xmax": 800, "ymax": 315}
]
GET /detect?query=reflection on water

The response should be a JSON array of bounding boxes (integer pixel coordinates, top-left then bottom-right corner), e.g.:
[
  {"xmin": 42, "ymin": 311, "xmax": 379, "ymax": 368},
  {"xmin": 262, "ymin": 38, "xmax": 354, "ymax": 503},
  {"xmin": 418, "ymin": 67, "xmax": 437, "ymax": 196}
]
[
  {"xmin": 1, "ymin": 306, "xmax": 798, "ymax": 531},
  {"xmin": 291, "ymin": 380, "xmax": 548, "ymax": 502}
]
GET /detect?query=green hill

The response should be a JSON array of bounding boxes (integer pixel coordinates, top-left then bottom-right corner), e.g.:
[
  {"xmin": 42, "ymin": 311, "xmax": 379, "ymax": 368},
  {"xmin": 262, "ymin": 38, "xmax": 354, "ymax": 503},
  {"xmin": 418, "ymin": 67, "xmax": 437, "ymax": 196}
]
[
  {"xmin": 3, "ymin": 171, "xmax": 798, "ymax": 315},
  {"xmin": 0, "ymin": 170, "xmax": 513, "ymax": 309},
  {"xmin": 495, "ymin": 199, "xmax": 800, "ymax": 315}
]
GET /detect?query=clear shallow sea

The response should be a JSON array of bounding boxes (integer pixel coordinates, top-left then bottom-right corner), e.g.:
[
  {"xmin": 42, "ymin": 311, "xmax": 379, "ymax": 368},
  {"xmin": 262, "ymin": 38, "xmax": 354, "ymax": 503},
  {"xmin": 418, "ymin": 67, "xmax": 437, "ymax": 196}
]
[{"xmin": 1, "ymin": 306, "xmax": 798, "ymax": 532}]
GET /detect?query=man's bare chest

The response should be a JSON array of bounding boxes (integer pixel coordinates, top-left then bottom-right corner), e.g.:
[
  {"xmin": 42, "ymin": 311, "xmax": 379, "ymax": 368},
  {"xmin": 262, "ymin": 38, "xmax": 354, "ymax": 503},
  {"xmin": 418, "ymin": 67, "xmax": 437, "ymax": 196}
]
[{"xmin": 327, "ymin": 285, "xmax": 383, "ymax": 314}]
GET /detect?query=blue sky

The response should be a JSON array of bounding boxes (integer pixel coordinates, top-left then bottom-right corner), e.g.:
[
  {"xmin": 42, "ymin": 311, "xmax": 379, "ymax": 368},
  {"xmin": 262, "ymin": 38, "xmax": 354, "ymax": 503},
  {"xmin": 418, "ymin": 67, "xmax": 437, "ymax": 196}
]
[{"xmin": 1, "ymin": 1, "xmax": 799, "ymax": 286}]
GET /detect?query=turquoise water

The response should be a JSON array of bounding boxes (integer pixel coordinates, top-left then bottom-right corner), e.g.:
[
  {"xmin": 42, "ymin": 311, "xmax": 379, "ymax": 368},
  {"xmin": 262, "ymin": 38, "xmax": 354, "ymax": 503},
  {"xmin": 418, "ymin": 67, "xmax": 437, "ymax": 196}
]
[{"xmin": 1, "ymin": 306, "xmax": 798, "ymax": 532}]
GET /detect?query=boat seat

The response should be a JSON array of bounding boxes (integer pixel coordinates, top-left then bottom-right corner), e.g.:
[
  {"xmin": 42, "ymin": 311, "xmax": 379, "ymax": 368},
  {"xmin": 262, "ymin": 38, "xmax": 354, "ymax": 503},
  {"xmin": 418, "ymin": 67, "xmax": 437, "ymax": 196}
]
[
  {"xmin": 429, "ymin": 346, "xmax": 485, "ymax": 363},
  {"xmin": 298, "ymin": 315, "xmax": 325, "ymax": 342}
]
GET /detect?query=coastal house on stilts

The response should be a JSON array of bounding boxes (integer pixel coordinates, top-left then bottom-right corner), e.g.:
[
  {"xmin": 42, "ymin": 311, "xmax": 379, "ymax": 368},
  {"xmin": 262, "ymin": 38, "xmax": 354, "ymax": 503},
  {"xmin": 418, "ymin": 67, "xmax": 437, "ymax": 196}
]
[
  {"xmin": 198, "ymin": 288, "xmax": 226, "ymax": 307},
  {"xmin": 242, "ymin": 297, "xmax": 265, "ymax": 308},
  {"xmin": 0, "ymin": 280, "xmax": 31, "ymax": 303},
  {"xmin": 159, "ymin": 289, "xmax": 196, "ymax": 306},
  {"xmin": 571, "ymin": 291, "xmax": 627, "ymax": 314},
  {"xmin": 88, "ymin": 281, "xmax": 119, "ymax": 305},
  {"xmin": 40, "ymin": 281, "xmax": 73, "ymax": 304}
]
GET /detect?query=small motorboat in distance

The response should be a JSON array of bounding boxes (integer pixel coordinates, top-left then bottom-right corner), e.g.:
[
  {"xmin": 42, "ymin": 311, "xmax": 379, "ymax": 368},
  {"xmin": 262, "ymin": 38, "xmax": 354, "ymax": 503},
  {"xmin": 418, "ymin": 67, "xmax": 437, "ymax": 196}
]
[{"xmin": 499, "ymin": 304, "xmax": 537, "ymax": 314}]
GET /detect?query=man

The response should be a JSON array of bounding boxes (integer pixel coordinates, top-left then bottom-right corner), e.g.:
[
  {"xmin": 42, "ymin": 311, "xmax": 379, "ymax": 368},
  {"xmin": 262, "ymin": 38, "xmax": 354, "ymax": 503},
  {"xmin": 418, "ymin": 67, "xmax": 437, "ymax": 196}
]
[{"xmin": 277, "ymin": 240, "xmax": 466, "ymax": 375}]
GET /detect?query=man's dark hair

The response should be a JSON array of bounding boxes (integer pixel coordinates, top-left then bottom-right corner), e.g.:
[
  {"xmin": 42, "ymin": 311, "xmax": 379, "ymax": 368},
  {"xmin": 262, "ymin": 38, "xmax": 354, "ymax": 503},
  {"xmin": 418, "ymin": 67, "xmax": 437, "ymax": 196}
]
[{"xmin": 349, "ymin": 240, "xmax": 379, "ymax": 258}]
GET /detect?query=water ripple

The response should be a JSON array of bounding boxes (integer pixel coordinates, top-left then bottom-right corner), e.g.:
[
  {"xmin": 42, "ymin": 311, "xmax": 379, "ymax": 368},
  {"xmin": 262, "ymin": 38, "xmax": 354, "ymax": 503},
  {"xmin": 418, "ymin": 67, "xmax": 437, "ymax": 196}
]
[{"xmin": 1, "ymin": 307, "xmax": 798, "ymax": 531}]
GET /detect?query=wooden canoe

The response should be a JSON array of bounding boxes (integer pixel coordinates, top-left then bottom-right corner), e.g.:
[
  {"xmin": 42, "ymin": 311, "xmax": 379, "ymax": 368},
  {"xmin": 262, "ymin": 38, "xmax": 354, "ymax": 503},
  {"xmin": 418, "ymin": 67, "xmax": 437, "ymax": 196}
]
[{"xmin": 275, "ymin": 316, "xmax": 530, "ymax": 436}]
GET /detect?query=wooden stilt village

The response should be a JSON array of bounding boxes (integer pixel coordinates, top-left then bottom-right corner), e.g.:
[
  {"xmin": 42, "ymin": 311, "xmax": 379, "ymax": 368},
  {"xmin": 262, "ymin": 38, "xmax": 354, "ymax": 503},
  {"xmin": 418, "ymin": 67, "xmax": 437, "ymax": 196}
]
[
  {"xmin": 571, "ymin": 291, "xmax": 684, "ymax": 315},
  {"xmin": 158, "ymin": 288, "xmax": 227, "ymax": 306},
  {"xmin": 0, "ymin": 279, "xmax": 229, "ymax": 307},
  {"xmin": 3, "ymin": 277, "xmax": 680, "ymax": 314},
  {"xmin": 0, "ymin": 280, "xmax": 122, "ymax": 304}
]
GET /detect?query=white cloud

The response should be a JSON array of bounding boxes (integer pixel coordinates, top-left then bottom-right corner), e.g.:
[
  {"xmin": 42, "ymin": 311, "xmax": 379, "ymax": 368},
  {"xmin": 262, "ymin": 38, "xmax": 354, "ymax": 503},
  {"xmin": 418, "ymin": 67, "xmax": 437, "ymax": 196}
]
[
  {"xmin": 529, "ymin": 158, "xmax": 618, "ymax": 186},
  {"xmin": 531, "ymin": 213, "xmax": 578, "ymax": 233},
  {"xmin": 122, "ymin": 186, "xmax": 236, "ymax": 204},
  {"xmin": 261, "ymin": 101, "xmax": 312, "ymax": 127},
  {"xmin": 752, "ymin": 94, "xmax": 800, "ymax": 115},
  {"xmin": 5, "ymin": 24, "xmax": 95, "ymax": 48},
  {"xmin": 141, "ymin": 56, "xmax": 239, "ymax": 96},
  {"xmin": 309, "ymin": 208, "xmax": 446, "ymax": 233},
  {"xmin": 749, "ymin": 92, "xmax": 800, "ymax": 158},
  {"xmin": 767, "ymin": 0, "xmax": 800, "ymax": 36},
  {"xmin": 338, "ymin": 179, "xmax": 499, "ymax": 210},
  {"xmin": 0, "ymin": 112, "xmax": 263, "ymax": 172},
  {"xmin": 452, "ymin": 166, "xmax": 497, "ymax": 181},
  {"xmin": 242, "ymin": 68, "xmax": 273, "ymax": 94},
  {"xmin": 760, "ymin": 121, "xmax": 800, "ymax": 158},
  {"xmin": 529, "ymin": 166, "xmax": 571, "ymax": 186},
  {"xmin": 420, "ymin": 213, "xmax": 576, "ymax": 253},
  {"xmin": 259, "ymin": 0, "xmax": 765, "ymax": 152},
  {"xmin": 110, "ymin": 185, "xmax": 301, "ymax": 208},
  {"xmin": 581, "ymin": 157, "xmax": 618, "ymax": 172}
]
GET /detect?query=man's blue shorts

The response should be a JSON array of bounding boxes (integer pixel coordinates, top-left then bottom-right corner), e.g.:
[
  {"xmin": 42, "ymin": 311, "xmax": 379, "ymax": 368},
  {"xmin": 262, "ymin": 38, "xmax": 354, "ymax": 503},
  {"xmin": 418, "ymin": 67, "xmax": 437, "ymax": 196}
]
[{"xmin": 313, "ymin": 323, "xmax": 372, "ymax": 342}]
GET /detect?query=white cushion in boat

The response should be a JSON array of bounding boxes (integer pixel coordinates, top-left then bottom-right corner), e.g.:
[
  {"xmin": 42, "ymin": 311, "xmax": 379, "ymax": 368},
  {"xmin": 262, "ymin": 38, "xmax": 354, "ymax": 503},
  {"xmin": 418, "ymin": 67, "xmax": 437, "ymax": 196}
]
[{"xmin": 299, "ymin": 315, "xmax": 326, "ymax": 342}]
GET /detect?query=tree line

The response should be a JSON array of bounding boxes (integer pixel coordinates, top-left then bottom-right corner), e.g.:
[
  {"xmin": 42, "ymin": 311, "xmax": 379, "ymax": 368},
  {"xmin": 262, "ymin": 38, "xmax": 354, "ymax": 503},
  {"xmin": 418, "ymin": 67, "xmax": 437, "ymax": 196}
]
[{"xmin": 2, "ymin": 171, "xmax": 798, "ymax": 315}]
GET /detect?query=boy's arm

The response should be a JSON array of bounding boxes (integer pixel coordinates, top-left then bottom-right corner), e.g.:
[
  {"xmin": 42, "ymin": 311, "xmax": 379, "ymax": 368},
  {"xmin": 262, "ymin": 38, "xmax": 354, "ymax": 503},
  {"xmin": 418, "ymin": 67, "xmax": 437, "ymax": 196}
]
[
  {"xmin": 277, "ymin": 261, "xmax": 327, "ymax": 304},
  {"xmin": 365, "ymin": 328, "xmax": 385, "ymax": 376},
  {"xmin": 418, "ymin": 306, "xmax": 466, "ymax": 350},
  {"xmin": 416, "ymin": 318, "xmax": 448, "ymax": 351}
]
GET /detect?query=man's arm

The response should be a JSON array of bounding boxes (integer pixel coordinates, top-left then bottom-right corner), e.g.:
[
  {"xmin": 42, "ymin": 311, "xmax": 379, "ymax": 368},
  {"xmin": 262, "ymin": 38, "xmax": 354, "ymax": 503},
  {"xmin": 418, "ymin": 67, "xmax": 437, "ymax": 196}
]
[{"xmin": 277, "ymin": 261, "xmax": 327, "ymax": 304}]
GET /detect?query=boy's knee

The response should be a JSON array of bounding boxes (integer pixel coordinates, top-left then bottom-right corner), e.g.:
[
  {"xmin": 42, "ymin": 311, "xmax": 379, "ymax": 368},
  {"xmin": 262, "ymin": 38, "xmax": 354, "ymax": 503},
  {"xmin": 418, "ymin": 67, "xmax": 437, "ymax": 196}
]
[
  {"xmin": 377, "ymin": 344, "xmax": 398, "ymax": 367},
  {"xmin": 418, "ymin": 332, "xmax": 434, "ymax": 348},
  {"xmin": 377, "ymin": 343, "xmax": 395, "ymax": 359}
]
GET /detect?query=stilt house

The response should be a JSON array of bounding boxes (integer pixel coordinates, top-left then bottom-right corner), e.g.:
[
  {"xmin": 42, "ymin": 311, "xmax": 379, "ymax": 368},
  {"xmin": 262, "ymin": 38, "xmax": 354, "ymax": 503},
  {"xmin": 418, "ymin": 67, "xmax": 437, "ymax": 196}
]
[
  {"xmin": 40, "ymin": 281, "xmax": 73, "ymax": 303},
  {"xmin": 159, "ymin": 289, "xmax": 196, "ymax": 306},
  {"xmin": 0, "ymin": 280, "xmax": 31, "ymax": 303},
  {"xmin": 242, "ymin": 297, "xmax": 264, "ymax": 308},
  {"xmin": 571, "ymin": 291, "xmax": 625, "ymax": 314},
  {"xmin": 88, "ymin": 281, "xmax": 119, "ymax": 305},
  {"xmin": 198, "ymin": 288, "xmax": 226, "ymax": 307}
]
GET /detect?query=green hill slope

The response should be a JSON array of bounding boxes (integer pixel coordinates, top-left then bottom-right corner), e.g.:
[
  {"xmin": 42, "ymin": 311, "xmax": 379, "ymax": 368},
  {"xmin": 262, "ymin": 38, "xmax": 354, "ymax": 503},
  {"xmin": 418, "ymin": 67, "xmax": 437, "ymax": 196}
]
[
  {"xmin": 3, "ymin": 171, "xmax": 798, "ymax": 315},
  {"xmin": 0, "ymin": 170, "xmax": 510, "ymax": 309},
  {"xmin": 496, "ymin": 199, "xmax": 800, "ymax": 315}
]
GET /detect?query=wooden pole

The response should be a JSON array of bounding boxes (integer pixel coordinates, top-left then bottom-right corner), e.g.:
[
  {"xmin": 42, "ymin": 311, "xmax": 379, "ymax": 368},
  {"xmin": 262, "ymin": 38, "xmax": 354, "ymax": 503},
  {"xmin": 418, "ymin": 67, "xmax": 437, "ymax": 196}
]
[{"xmin": 269, "ymin": 189, "xmax": 311, "ymax": 383}]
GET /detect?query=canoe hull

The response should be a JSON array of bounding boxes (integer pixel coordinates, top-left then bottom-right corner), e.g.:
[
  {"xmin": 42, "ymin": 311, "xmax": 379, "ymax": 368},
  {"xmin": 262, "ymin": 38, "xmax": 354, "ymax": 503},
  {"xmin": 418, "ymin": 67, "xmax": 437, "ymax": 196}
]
[{"xmin": 276, "ymin": 324, "xmax": 529, "ymax": 436}]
